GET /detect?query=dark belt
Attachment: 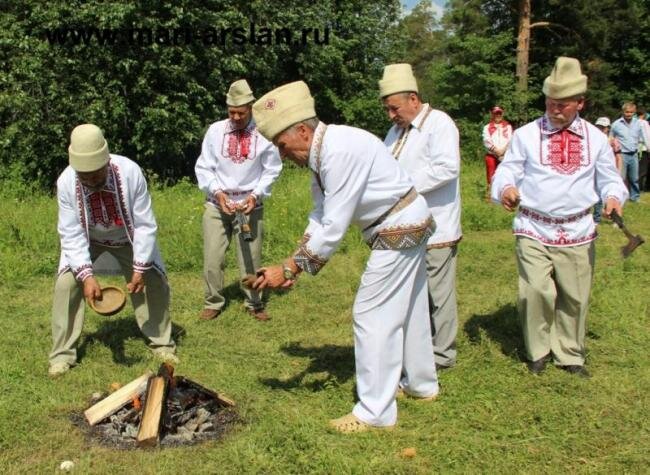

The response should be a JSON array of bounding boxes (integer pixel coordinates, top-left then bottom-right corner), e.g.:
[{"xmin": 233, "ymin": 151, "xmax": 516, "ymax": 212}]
[{"xmin": 363, "ymin": 187, "xmax": 418, "ymax": 232}]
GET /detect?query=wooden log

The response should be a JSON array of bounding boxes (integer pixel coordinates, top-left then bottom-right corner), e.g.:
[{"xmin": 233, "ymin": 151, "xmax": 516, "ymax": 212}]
[
  {"xmin": 176, "ymin": 376, "xmax": 235, "ymax": 407},
  {"xmin": 84, "ymin": 371, "xmax": 153, "ymax": 426},
  {"xmin": 136, "ymin": 375, "xmax": 168, "ymax": 447}
]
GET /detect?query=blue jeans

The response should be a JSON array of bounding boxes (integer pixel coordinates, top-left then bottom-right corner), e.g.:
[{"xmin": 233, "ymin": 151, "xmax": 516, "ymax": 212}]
[{"xmin": 622, "ymin": 152, "xmax": 640, "ymax": 201}]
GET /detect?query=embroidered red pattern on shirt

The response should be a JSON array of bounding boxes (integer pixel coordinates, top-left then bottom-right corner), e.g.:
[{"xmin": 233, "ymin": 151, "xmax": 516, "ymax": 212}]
[
  {"xmin": 518, "ymin": 206, "xmax": 591, "ymax": 225},
  {"xmin": 226, "ymin": 128, "xmax": 253, "ymax": 164},
  {"xmin": 514, "ymin": 228, "xmax": 597, "ymax": 246},
  {"xmin": 541, "ymin": 129, "xmax": 588, "ymax": 175},
  {"xmin": 88, "ymin": 191, "xmax": 123, "ymax": 227}
]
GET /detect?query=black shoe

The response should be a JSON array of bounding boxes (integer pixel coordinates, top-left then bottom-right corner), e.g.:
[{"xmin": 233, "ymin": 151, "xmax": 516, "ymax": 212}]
[
  {"xmin": 527, "ymin": 354, "xmax": 550, "ymax": 374},
  {"xmin": 559, "ymin": 365, "xmax": 591, "ymax": 378}
]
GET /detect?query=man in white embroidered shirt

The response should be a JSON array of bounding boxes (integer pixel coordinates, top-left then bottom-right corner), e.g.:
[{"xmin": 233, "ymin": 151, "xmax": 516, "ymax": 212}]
[
  {"xmin": 380, "ymin": 63, "xmax": 462, "ymax": 370},
  {"xmin": 491, "ymin": 57, "xmax": 628, "ymax": 378},
  {"xmin": 49, "ymin": 124, "xmax": 177, "ymax": 377},
  {"xmin": 250, "ymin": 81, "xmax": 439, "ymax": 434},
  {"xmin": 195, "ymin": 79, "xmax": 282, "ymax": 322}
]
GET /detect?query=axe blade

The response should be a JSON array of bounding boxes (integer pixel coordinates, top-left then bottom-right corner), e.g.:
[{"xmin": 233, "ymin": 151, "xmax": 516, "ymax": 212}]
[{"xmin": 620, "ymin": 235, "xmax": 645, "ymax": 258}]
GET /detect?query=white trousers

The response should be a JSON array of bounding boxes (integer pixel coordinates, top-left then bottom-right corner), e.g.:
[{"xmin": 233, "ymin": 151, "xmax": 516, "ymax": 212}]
[{"xmin": 352, "ymin": 244, "xmax": 439, "ymax": 427}]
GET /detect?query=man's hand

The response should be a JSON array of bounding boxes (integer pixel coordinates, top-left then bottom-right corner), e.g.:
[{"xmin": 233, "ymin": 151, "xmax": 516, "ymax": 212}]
[
  {"xmin": 127, "ymin": 271, "xmax": 145, "ymax": 293},
  {"xmin": 242, "ymin": 194, "xmax": 257, "ymax": 214},
  {"xmin": 215, "ymin": 191, "xmax": 236, "ymax": 215},
  {"xmin": 251, "ymin": 265, "xmax": 295, "ymax": 290},
  {"xmin": 83, "ymin": 276, "xmax": 102, "ymax": 305},
  {"xmin": 602, "ymin": 197, "xmax": 622, "ymax": 220},
  {"xmin": 501, "ymin": 186, "xmax": 521, "ymax": 212}
]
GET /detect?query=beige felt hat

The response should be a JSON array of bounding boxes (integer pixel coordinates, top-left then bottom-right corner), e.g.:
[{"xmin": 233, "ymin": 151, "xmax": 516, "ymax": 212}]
[
  {"xmin": 542, "ymin": 57, "xmax": 587, "ymax": 99},
  {"xmin": 89, "ymin": 285, "xmax": 126, "ymax": 316},
  {"xmin": 252, "ymin": 81, "xmax": 316, "ymax": 141},
  {"xmin": 68, "ymin": 124, "xmax": 110, "ymax": 172},
  {"xmin": 226, "ymin": 79, "xmax": 255, "ymax": 107},
  {"xmin": 379, "ymin": 63, "xmax": 419, "ymax": 98}
]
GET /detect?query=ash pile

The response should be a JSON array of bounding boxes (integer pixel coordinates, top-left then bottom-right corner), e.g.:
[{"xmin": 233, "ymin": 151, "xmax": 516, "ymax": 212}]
[{"xmin": 73, "ymin": 364, "xmax": 240, "ymax": 448}]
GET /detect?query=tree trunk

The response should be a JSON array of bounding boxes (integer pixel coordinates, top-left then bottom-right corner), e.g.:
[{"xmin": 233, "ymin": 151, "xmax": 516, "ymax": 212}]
[{"xmin": 516, "ymin": 0, "xmax": 531, "ymax": 94}]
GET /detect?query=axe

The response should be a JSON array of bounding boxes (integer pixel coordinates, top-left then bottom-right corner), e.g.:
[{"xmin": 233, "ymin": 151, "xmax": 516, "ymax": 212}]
[{"xmin": 609, "ymin": 210, "xmax": 644, "ymax": 258}]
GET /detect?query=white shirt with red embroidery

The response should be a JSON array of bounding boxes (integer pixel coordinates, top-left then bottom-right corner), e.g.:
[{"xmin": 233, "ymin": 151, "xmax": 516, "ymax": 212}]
[
  {"xmin": 195, "ymin": 118, "xmax": 282, "ymax": 207},
  {"xmin": 56, "ymin": 155, "xmax": 166, "ymax": 281},
  {"xmin": 383, "ymin": 104, "xmax": 462, "ymax": 246},
  {"xmin": 491, "ymin": 114, "xmax": 628, "ymax": 247},
  {"xmin": 482, "ymin": 121, "xmax": 513, "ymax": 155}
]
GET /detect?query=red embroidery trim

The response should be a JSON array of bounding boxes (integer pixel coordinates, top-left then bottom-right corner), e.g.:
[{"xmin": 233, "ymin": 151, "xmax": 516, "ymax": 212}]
[
  {"xmin": 226, "ymin": 128, "xmax": 253, "ymax": 164},
  {"xmin": 514, "ymin": 229, "xmax": 597, "ymax": 246},
  {"xmin": 518, "ymin": 206, "xmax": 591, "ymax": 225},
  {"xmin": 539, "ymin": 117, "xmax": 590, "ymax": 175}
]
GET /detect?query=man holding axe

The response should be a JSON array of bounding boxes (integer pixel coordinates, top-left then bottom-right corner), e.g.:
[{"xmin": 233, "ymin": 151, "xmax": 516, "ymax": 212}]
[{"xmin": 491, "ymin": 57, "xmax": 629, "ymax": 378}]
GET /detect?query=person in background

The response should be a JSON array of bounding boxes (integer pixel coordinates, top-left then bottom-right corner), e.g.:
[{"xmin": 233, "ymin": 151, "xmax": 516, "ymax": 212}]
[
  {"xmin": 482, "ymin": 105, "xmax": 513, "ymax": 192},
  {"xmin": 610, "ymin": 102, "xmax": 647, "ymax": 202},
  {"xmin": 636, "ymin": 108, "xmax": 650, "ymax": 191},
  {"xmin": 592, "ymin": 117, "xmax": 622, "ymax": 223}
]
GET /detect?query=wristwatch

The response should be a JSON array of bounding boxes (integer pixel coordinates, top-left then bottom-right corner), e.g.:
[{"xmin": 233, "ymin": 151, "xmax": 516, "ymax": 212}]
[{"xmin": 282, "ymin": 265, "xmax": 296, "ymax": 281}]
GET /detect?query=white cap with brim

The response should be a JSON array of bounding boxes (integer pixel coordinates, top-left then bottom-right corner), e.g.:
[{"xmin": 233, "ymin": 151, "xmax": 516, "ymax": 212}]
[
  {"xmin": 226, "ymin": 79, "xmax": 255, "ymax": 107},
  {"xmin": 68, "ymin": 124, "xmax": 110, "ymax": 172},
  {"xmin": 595, "ymin": 117, "xmax": 611, "ymax": 127},
  {"xmin": 542, "ymin": 56, "xmax": 587, "ymax": 99},
  {"xmin": 252, "ymin": 81, "xmax": 316, "ymax": 142},
  {"xmin": 379, "ymin": 63, "xmax": 419, "ymax": 98}
]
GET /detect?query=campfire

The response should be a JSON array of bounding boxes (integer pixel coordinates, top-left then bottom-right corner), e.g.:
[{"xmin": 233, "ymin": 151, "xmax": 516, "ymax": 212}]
[{"xmin": 73, "ymin": 364, "xmax": 239, "ymax": 448}]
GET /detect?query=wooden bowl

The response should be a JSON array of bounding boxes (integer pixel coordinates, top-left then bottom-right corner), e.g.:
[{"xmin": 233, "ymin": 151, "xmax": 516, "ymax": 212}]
[{"xmin": 90, "ymin": 286, "xmax": 126, "ymax": 316}]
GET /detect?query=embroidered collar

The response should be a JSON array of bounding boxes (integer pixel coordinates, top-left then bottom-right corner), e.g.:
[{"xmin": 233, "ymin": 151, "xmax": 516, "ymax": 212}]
[
  {"xmin": 539, "ymin": 114, "xmax": 585, "ymax": 137},
  {"xmin": 308, "ymin": 121, "xmax": 327, "ymax": 173}
]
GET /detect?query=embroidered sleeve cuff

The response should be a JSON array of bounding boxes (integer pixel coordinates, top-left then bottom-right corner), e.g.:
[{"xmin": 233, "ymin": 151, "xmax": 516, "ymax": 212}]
[
  {"xmin": 133, "ymin": 261, "xmax": 153, "ymax": 273},
  {"xmin": 74, "ymin": 264, "xmax": 94, "ymax": 282},
  {"xmin": 293, "ymin": 244, "xmax": 327, "ymax": 275}
]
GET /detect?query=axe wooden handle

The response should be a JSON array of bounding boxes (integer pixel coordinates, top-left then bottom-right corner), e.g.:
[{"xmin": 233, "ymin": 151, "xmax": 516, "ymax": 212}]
[{"xmin": 610, "ymin": 210, "xmax": 636, "ymax": 241}]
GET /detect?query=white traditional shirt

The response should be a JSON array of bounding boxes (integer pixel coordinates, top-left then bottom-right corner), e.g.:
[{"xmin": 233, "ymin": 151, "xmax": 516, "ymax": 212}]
[
  {"xmin": 482, "ymin": 121, "xmax": 513, "ymax": 156},
  {"xmin": 491, "ymin": 114, "xmax": 628, "ymax": 247},
  {"xmin": 56, "ymin": 154, "xmax": 165, "ymax": 281},
  {"xmin": 195, "ymin": 118, "xmax": 282, "ymax": 207},
  {"xmin": 384, "ymin": 104, "xmax": 462, "ymax": 247},
  {"xmin": 295, "ymin": 123, "xmax": 433, "ymax": 274}
]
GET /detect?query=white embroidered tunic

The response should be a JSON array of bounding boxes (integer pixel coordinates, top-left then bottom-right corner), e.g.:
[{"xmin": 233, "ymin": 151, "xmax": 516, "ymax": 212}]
[
  {"xmin": 295, "ymin": 123, "xmax": 433, "ymax": 274},
  {"xmin": 384, "ymin": 104, "xmax": 462, "ymax": 246},
  {"xmin": 195, "ymin": 118, "xmax": 282, "ymax": 206},
  {"xmin": 56, "ymin": 154, "xmax": 165, "ymax": 281},
  {"xmin": 491, "ymin": 114, "xmax": 628, "ymax": 246},
  {"xmin": 482, "ymin": 121, "xmax": 513, "ymax": 156}
]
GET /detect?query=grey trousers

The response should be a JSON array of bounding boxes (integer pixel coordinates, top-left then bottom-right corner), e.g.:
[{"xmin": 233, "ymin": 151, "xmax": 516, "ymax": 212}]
[
  {"xmin": 426, "ymin": 245, "xmax": 459, "ymax": 367},
  {"xmin": 202, "ymin": 203, "xmax": 264, "ymax": 311},
  {"xmin": 50, "ymin": 244, "xmax": 175, "ymax": 366},
  {"xmin": 516, "ymin": 237, "xmax": 594, "ymax": 366}
]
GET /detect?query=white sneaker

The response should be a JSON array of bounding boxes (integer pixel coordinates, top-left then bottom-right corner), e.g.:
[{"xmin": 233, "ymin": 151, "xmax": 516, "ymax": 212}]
[
  {"xmin": 153, "ymin": 349, "xmax": 180, "ymax": 364},
  {"xmin": 48, "ymin": 362, "xmax": 71, "ymax": 378}
]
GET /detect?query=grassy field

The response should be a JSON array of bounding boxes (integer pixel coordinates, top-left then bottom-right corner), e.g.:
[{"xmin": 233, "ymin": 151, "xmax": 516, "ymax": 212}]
[{"xmin": 0, "ymin": 159, "xmax": 648, "ymax": 474}]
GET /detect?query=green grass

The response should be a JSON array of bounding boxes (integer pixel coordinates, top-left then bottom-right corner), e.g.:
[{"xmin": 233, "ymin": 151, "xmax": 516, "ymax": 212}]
[{"xmin": 0, "ymin": 160, "xmax": 648, "ymax": 473}]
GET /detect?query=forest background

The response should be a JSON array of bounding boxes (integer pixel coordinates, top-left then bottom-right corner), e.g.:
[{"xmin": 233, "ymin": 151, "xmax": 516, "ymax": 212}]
[{"xmin": 2, "ymin": 0, "xmax": 649, "ymax": 190}]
